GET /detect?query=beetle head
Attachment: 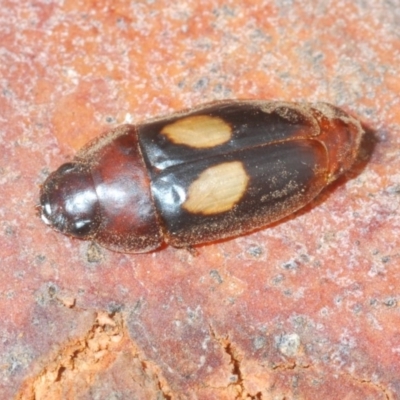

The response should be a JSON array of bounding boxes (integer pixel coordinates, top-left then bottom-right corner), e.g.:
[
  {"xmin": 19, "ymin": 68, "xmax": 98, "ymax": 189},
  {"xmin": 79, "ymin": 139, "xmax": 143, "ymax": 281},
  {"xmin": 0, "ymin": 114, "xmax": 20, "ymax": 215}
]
[{"xmin": 40, "ymin": 162, "xmax": 101, "ymax": 239}]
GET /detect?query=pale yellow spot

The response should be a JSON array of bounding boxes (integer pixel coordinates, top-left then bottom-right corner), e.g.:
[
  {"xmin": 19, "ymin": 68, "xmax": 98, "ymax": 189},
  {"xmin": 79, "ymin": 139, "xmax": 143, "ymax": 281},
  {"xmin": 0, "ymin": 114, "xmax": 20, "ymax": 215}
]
[
  {"xmin": 161, "ymin": 115, "xmax": 232, "ymax": 148},
  {"xmin": 183, "ymin": 161, "xmax": 249, "ymax": 215}
]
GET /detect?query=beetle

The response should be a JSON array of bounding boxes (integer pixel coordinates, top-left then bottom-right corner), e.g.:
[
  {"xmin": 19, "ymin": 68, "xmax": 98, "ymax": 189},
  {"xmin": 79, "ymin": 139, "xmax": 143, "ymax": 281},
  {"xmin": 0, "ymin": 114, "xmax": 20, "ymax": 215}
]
[{"xmin": 39, "ymin": 100, "xmax": 363, "ymax": 253}]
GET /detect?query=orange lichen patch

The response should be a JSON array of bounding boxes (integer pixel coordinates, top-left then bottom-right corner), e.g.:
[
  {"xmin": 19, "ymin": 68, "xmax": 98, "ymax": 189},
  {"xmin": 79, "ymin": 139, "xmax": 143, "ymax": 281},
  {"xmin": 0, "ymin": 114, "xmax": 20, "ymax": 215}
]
[
  {"xmin": 33, "ymin": 79, "xmax": 60, "ymax": 106},
  {"xmin": 15, "ymin": 312, "xmax": 172, "ymax": 400},
  {"xmin": 384, "ymin": 69, "xmax": 400, "ymax": 95},
  {"xmin": 183, "ymin": 161, "xmax": 249, "ymax": 215},
  {"xmin": 161, "ymin": 115, "xmax": 232, "ymax": 148},
  {"xmin": 50, "ymin": 79, "xmax": 121, "ymax": 151},
  {"xmin": 51, "ymin": 93, "xmax": 99, "ymax": 151}
]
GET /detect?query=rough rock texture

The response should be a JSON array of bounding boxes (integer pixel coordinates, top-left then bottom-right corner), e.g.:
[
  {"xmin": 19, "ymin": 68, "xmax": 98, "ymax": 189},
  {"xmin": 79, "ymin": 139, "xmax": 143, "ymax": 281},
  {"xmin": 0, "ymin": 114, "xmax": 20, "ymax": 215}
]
[{"xmin": 1, "ymin": 0, "xmax": 399, "ymax": 398}]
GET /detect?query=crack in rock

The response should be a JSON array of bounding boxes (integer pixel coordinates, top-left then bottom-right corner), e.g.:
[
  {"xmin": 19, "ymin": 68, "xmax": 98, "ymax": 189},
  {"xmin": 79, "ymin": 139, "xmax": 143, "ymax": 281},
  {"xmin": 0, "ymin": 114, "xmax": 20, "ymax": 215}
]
[
  {"xmin": 209, "ymin": 325, "xmax": 263, "ymax": 400},
  {"xmin": 15, "ymin": 311, "xmax": 172, "ymax": 400}
]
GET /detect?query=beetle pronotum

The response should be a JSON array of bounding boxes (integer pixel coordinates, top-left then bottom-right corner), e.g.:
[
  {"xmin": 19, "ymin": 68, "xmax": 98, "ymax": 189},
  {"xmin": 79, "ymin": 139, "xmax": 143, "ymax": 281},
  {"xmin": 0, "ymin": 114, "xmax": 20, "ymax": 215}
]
[{"xmin": 40, "ymin": 100, "xmax": 363, "ymax": 253}]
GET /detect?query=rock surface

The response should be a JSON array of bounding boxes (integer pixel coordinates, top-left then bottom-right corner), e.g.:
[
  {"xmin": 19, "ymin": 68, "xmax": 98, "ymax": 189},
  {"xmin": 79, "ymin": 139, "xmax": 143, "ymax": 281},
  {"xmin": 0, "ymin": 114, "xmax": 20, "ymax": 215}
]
[{"xmin": 1, "ymin": 0, "xmax": 399, "ymax": 398}]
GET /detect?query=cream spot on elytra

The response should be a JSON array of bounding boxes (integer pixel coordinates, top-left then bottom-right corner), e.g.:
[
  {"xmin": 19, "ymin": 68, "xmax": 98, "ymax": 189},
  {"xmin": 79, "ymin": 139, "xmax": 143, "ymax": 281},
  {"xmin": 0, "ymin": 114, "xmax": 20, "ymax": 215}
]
[
  {"xmin": 183, "ymin": 161, "xmax": 249, "ymax": 215},
  {"xmin": 161, "ymin": 115, "xmax": 232, "ymax": 148}
]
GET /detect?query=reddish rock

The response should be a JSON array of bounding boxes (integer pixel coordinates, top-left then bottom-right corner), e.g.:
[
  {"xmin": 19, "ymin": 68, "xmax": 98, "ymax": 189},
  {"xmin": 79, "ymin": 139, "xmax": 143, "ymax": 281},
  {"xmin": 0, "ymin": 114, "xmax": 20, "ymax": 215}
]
[{"xmin": 1, "ymin": 0, "xmax": 399, "ymax": 399}]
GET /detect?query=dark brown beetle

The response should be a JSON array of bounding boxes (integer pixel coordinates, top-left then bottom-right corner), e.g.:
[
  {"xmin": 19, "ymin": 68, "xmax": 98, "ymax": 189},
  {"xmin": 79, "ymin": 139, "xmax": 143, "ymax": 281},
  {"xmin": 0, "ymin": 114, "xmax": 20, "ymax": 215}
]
[{"xmin": 40, "ymin": 100, "xmax": 363, "ymax": 253}]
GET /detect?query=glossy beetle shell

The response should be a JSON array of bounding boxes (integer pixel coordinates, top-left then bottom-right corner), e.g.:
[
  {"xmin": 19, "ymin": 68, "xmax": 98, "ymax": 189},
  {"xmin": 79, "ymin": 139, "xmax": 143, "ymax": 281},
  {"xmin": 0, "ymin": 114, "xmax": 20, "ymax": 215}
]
[{"xmin": 40, "ymin": 100, "xmax": 364, "ymax": 253}]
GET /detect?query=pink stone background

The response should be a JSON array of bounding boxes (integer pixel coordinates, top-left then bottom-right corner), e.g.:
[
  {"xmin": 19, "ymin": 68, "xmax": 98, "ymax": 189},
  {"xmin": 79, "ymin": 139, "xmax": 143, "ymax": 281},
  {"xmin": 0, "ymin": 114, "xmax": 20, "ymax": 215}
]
[{"xmin": 1, "ymin": 0, "xmax": 400, "ymax": 398}]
